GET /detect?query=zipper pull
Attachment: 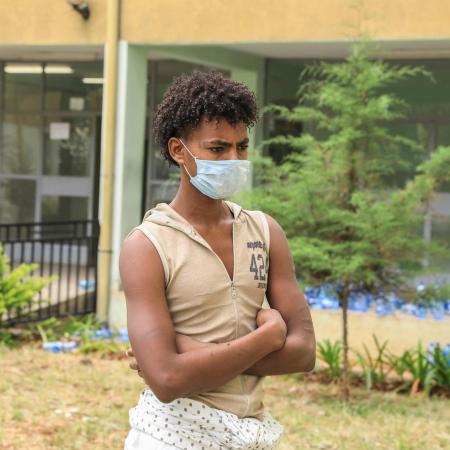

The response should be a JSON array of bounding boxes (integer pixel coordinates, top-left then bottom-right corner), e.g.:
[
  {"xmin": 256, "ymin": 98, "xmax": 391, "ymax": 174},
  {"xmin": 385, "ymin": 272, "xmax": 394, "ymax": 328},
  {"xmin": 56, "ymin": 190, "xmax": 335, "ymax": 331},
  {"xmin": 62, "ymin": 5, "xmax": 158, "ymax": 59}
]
[{"xmin": 231, "ymin": 282, "xmax": 237, "ymax": 298}]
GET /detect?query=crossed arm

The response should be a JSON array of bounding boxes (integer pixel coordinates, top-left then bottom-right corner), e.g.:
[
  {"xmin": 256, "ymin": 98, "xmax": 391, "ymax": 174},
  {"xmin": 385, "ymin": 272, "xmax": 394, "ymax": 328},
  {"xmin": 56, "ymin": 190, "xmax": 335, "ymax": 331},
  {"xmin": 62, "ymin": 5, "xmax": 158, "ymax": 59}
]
[
  {"xmin": 241, "ymin": 214, "xmax": 315, "ymax": 376},
  {"xmin": 119, "ymin": 213, "xmax": 316, "ymax": 402}
]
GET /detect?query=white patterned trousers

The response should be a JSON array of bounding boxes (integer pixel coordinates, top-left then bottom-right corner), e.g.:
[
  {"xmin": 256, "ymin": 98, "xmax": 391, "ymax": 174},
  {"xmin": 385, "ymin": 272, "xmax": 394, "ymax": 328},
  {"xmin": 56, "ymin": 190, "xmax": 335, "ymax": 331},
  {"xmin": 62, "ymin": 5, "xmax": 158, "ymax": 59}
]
[{"xmin": 124, "ymin": 389, "xmax": 284, "ymax": 450}]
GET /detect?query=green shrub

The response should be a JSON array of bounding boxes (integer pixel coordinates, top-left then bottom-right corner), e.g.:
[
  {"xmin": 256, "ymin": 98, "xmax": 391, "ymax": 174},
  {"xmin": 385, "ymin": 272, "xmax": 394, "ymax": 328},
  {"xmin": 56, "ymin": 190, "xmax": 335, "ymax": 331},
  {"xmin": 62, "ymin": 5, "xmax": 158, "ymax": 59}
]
[{"xmin": 0, "ymin": 243, "xmax": 58, "ymax": 316}]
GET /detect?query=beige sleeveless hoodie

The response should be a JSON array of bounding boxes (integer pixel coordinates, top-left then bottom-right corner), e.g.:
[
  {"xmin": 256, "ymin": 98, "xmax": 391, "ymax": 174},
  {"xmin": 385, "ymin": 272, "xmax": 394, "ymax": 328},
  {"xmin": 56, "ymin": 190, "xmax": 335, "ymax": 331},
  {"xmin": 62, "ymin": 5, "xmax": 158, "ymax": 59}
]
[{"xmin": 127, "ymin": 200, "xmax": 271, "ymax": 419}]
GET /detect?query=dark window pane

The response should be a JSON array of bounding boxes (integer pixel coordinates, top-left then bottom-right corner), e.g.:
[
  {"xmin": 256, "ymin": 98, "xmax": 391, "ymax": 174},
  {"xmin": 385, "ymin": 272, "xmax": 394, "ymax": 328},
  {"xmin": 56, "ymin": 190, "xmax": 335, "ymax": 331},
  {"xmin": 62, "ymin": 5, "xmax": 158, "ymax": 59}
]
[
  {"xmin": 43, "ymin": 116, "xmax": 93, "ymax": 176},
  {"xmin": 0, "ymin": 178, "xmax": 36, "ymax": 223},
  {"xmin": 41, "ymin": 195, "xmax": 88, "ymax": 222},
  {"xmin": 0, "ymin": 114, "xmax": 40, "ymax": 175}
]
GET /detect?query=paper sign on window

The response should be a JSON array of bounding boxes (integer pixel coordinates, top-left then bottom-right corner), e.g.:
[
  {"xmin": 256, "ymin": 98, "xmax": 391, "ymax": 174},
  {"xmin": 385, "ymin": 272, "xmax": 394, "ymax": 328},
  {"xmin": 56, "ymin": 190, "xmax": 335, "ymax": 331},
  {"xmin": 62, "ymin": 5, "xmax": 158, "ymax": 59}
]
[
  {"xmin": 69, "ymin": 97, "xmax": 85, "ymax": 111},
  {"xmin": 49, "ymin": 122, "xmax": 70, "ymax": 140}
]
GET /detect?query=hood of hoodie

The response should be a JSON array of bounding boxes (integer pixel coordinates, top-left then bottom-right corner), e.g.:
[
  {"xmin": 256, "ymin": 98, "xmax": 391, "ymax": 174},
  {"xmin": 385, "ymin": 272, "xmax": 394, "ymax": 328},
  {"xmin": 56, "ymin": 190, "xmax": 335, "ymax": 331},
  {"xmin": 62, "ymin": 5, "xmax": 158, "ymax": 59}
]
[{"xmin": 142, "ymin": 200, "xmax": 244, "ymax": 237}]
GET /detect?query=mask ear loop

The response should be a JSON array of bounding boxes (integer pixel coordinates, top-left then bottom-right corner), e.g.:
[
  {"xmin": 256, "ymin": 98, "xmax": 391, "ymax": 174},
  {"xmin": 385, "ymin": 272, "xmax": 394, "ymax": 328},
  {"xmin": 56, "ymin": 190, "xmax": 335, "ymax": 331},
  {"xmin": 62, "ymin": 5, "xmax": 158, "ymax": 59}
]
[{"xmin": 179, "ymin": 138, "xmax": 196, "ymax": 178}]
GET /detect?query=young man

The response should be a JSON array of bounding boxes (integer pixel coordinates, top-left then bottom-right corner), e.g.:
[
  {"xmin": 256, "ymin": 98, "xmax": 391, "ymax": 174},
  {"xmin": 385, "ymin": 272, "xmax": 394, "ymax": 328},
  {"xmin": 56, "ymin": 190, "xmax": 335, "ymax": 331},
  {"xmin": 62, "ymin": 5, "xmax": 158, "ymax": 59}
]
[{"xmin": 120, "ymin": 70, "xmax": 316, "ymax": 449}]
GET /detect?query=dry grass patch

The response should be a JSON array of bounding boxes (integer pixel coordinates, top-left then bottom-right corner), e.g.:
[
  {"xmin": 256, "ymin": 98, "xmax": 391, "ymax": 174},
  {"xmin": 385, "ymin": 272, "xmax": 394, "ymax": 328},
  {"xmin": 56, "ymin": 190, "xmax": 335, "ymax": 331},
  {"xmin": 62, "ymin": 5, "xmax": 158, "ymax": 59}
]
[{"xmin": 0, "ymin": 346, "xmax": 449, "ymax": 450}]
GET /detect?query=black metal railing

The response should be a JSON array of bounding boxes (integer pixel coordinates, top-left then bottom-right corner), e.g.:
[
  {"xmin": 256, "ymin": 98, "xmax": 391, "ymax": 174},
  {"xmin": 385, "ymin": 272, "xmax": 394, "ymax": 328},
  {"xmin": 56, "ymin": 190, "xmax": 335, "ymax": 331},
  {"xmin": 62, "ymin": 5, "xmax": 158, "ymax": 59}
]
[{"xmin": 0, "ymin": 220, "xmax": 100, "ymax": 325}]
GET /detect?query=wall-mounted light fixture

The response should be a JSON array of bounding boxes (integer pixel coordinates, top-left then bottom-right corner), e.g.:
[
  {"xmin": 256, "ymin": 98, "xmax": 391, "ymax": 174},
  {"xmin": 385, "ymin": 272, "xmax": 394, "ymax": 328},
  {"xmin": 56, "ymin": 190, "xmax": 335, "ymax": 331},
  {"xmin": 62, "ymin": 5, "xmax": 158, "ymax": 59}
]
[{"xmin": 66, "ymin": 0, "xmax": 90, "ymax": 20}]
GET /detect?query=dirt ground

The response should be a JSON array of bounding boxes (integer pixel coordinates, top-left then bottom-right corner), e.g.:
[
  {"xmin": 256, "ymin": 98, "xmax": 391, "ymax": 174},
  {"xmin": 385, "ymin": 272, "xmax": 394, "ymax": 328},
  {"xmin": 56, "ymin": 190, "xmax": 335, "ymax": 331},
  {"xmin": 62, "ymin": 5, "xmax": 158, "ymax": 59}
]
[{"xmin": 0, "ymin": 345, "xmax": 449, "ymax": 450}]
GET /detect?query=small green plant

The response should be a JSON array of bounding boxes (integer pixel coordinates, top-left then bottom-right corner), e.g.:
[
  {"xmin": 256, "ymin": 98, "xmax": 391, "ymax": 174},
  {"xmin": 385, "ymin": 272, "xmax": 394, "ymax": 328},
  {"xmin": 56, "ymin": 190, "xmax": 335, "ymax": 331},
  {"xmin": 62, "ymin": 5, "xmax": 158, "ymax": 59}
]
[
  {"xmin": 425, "ymin": 343, "xmax": 450, "ymax": 392},
  {"xmin": 351, "ymin": 334, "xmax": 392, "ymax": 390},
  {"xmin": 385, "ymin": 341, "xmax": 448, "ymax": 396},
  {"xmin": 408, "ymin": 342, "xmax": 431, "ymax": 395},
  {"xmin": 34, "ymin": 315, "xmax": 102, "ymax": 344},
  {"xmin": 317, "ymin": 339, "xmax": 342, "ymax": 379},
  {"xmin": 64, "ymin": 314, "xmax": 127, "ymax": 355},
  {"xmin": 35, "ymin": 317, "xmax": 63, "ymax": 342},
  {"xmin": 313, "ymin": 336, "xmax": 449, "ymax": 396},
  {"xmin": 64, "ymin": 313, "xmax": 104, "ymax": 340},
  {"xmin": 0, "ymin": 243, "xmax": 58, "ymax": 316},
  {"xmin": 0, "ymin": 328, "xmax": 17, "ymax": 347},
  {"xmin": 78, "ymin": 339, "xmax": 125, "ymax": 354}
]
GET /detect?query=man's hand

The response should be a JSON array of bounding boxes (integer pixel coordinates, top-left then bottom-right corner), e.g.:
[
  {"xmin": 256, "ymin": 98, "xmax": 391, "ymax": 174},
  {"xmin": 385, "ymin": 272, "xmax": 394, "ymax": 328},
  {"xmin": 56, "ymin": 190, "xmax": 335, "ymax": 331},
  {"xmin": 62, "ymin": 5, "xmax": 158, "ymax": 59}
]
[
  {"xmin": 255, "ymin": 308, "xmax": 287, "ymax": 350},
  {"xmin": 126, "ymin": 348, "xmax": 144, "ymax": 378}
]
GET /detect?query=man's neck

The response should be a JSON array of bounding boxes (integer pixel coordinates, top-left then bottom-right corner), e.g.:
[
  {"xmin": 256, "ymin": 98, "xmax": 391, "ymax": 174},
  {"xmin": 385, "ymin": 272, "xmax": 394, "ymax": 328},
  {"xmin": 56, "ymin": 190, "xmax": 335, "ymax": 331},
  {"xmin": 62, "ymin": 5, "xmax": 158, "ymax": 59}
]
[{"xmin": 169, "ymin": 179, "xmax": 233, "ymax": 227}]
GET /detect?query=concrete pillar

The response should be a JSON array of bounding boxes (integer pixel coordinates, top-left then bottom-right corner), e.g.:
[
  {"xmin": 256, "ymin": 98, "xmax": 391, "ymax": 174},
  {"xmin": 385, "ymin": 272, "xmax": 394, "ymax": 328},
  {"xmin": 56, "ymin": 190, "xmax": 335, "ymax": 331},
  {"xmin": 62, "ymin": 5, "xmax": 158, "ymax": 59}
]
[{"xmin": 108, "ymin": 41, "xmax": 147, "ymax": 328}]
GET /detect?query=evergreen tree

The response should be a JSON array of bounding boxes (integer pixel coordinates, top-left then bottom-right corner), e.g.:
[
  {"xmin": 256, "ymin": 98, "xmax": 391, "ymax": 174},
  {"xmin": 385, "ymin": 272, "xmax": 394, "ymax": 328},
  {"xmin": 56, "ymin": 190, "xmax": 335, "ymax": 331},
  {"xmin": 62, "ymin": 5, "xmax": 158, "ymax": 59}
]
[{"xmin": 238, "ymin": 40, "xmax": 450, "ymax": 400}]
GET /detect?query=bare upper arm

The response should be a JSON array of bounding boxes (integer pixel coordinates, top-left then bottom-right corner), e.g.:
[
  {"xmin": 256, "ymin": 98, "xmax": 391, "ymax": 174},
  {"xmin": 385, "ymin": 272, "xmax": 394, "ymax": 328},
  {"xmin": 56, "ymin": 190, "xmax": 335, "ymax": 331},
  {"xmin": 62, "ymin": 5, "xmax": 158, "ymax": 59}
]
[
  {"xmin": 264, "ymin": 214, "xmax": 315, "ymax": 342},
  {"xmin": 119, "ymin": 229, "xmax": 178, "ymax": 401}
]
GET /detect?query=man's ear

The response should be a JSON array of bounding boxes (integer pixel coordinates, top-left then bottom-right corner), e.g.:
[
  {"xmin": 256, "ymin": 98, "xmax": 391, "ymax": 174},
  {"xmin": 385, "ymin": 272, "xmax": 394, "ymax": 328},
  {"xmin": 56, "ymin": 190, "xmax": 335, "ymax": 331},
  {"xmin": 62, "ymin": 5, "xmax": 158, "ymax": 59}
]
[{"xmin": 168, "ymin": 137, "xmax": 185, "ymax": 166}]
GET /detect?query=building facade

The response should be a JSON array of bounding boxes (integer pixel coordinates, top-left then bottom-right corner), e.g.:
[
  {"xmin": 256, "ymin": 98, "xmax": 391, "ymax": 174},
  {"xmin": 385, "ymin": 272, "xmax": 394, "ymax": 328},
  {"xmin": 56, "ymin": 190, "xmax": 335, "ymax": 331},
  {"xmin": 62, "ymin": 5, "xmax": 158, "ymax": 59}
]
[{"xmin": 1, "ymin": 0, "xmax": 449, "ymax": 326}]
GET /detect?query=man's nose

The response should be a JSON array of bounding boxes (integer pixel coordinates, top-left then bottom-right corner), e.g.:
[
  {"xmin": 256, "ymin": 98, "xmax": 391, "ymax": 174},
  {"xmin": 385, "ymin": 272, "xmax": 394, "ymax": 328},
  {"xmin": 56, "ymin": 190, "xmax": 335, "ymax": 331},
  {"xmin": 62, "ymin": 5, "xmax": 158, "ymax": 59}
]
[{"xmin": 229, "ymin": 146, "xmax": 239, "ymax": 159}]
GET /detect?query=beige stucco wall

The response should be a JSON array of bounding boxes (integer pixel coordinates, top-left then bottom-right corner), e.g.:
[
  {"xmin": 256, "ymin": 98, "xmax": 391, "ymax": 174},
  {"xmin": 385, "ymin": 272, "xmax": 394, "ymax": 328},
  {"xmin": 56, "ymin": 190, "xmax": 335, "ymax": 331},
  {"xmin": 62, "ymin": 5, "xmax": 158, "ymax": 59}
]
[
  {"xmin": 1, "ymin": 0, "xmax": 449, "ymax": 46},
  {"xmin": 0, "ymin": 0, "xmax": 107, "ymax": 45},
  {"xmin": 311, "ymin": 309, "xmax": 450, "ymax": 357},
  {"xmin": 122, "ymin": 0, "xmax": 450, "ymax": 43}
]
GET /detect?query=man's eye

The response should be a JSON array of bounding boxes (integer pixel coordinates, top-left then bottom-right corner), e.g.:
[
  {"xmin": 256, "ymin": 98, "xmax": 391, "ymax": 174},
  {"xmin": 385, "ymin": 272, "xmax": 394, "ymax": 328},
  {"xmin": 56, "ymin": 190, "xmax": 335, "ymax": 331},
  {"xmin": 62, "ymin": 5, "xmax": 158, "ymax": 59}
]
[
  {"xmin": 210, "ymin": 147, "xmax": 224, "ymax": 152},
  {"xmin": 238, "ymin": 146, "xmax": 248, "ymax": 151}
]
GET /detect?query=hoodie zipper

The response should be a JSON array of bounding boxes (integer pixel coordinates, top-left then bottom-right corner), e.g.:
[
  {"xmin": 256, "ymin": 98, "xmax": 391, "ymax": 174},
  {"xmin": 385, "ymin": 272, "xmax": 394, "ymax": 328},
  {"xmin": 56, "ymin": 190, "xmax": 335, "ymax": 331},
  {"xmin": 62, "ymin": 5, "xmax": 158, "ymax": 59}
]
[
  {"xmin": 190, "ymin": 216, "xmax": 249, "ymax": 413},
  {"xmin": 229, "ymin": 220, "xmax": 249, "ymax": 416},
  {"xmin": 230, "ymin": 221, "xmax": 238, "ymax": 338},
  {"xmin": 195, "ymin": 221, "xmax": 240, "ymax": 338}
]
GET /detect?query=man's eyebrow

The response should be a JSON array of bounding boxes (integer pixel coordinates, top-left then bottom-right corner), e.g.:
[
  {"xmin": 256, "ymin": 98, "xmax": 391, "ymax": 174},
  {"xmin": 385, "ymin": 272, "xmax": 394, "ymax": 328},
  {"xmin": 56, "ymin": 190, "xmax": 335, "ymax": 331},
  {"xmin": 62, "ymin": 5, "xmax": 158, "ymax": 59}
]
[{"xmin": 202, "ymin": 138, "xmax": 249, "ymax": 145}]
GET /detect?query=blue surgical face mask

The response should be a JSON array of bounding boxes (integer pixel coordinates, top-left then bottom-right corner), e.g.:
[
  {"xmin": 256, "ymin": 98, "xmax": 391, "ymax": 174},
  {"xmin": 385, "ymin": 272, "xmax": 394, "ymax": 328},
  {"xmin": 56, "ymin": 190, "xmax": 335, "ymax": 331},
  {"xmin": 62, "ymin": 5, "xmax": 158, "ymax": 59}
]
[{"xmin": 179, "ymin": 138, "xmax": 251, "ymax": 200}]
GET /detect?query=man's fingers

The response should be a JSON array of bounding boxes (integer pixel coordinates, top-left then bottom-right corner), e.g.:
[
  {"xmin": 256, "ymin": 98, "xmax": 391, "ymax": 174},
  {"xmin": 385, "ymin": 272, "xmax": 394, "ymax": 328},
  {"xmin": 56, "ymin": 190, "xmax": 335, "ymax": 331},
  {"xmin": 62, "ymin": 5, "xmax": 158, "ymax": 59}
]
[
  {"xmin": 125, "ymin": 348, "xmax": 144, "ymax": 380},
  {"xmin": 129, "ymin": 361, "xmax": 140, "ymax": 371}
]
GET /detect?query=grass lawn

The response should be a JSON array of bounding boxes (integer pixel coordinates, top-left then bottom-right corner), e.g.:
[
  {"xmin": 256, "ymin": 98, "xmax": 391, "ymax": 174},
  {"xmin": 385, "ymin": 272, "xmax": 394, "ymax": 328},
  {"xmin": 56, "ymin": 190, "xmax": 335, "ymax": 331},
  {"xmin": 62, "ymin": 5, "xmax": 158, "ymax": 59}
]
[{"xmin": 0, "ymin": 345, "xmax": 449, "ymax": 450}]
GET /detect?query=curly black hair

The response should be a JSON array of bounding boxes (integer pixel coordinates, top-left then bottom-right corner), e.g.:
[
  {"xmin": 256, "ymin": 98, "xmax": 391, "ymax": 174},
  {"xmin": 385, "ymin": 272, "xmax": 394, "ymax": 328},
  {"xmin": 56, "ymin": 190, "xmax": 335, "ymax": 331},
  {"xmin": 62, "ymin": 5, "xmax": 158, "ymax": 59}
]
[{"xmin": 152, "ymin": 70, "xmax": 258, "ymax": 166}]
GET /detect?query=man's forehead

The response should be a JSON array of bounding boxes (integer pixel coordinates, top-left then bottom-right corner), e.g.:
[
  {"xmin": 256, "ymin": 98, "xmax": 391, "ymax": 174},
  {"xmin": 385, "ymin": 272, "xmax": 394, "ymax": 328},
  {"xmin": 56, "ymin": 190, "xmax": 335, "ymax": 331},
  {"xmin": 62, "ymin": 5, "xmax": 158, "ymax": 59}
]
[
  {"xmin": 181, "ymin": 116, "xmax": 249, "ymax": 145},
  {"xmin": 196, "ymin": 116, "xmax": 248, "ymax": 137}
]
